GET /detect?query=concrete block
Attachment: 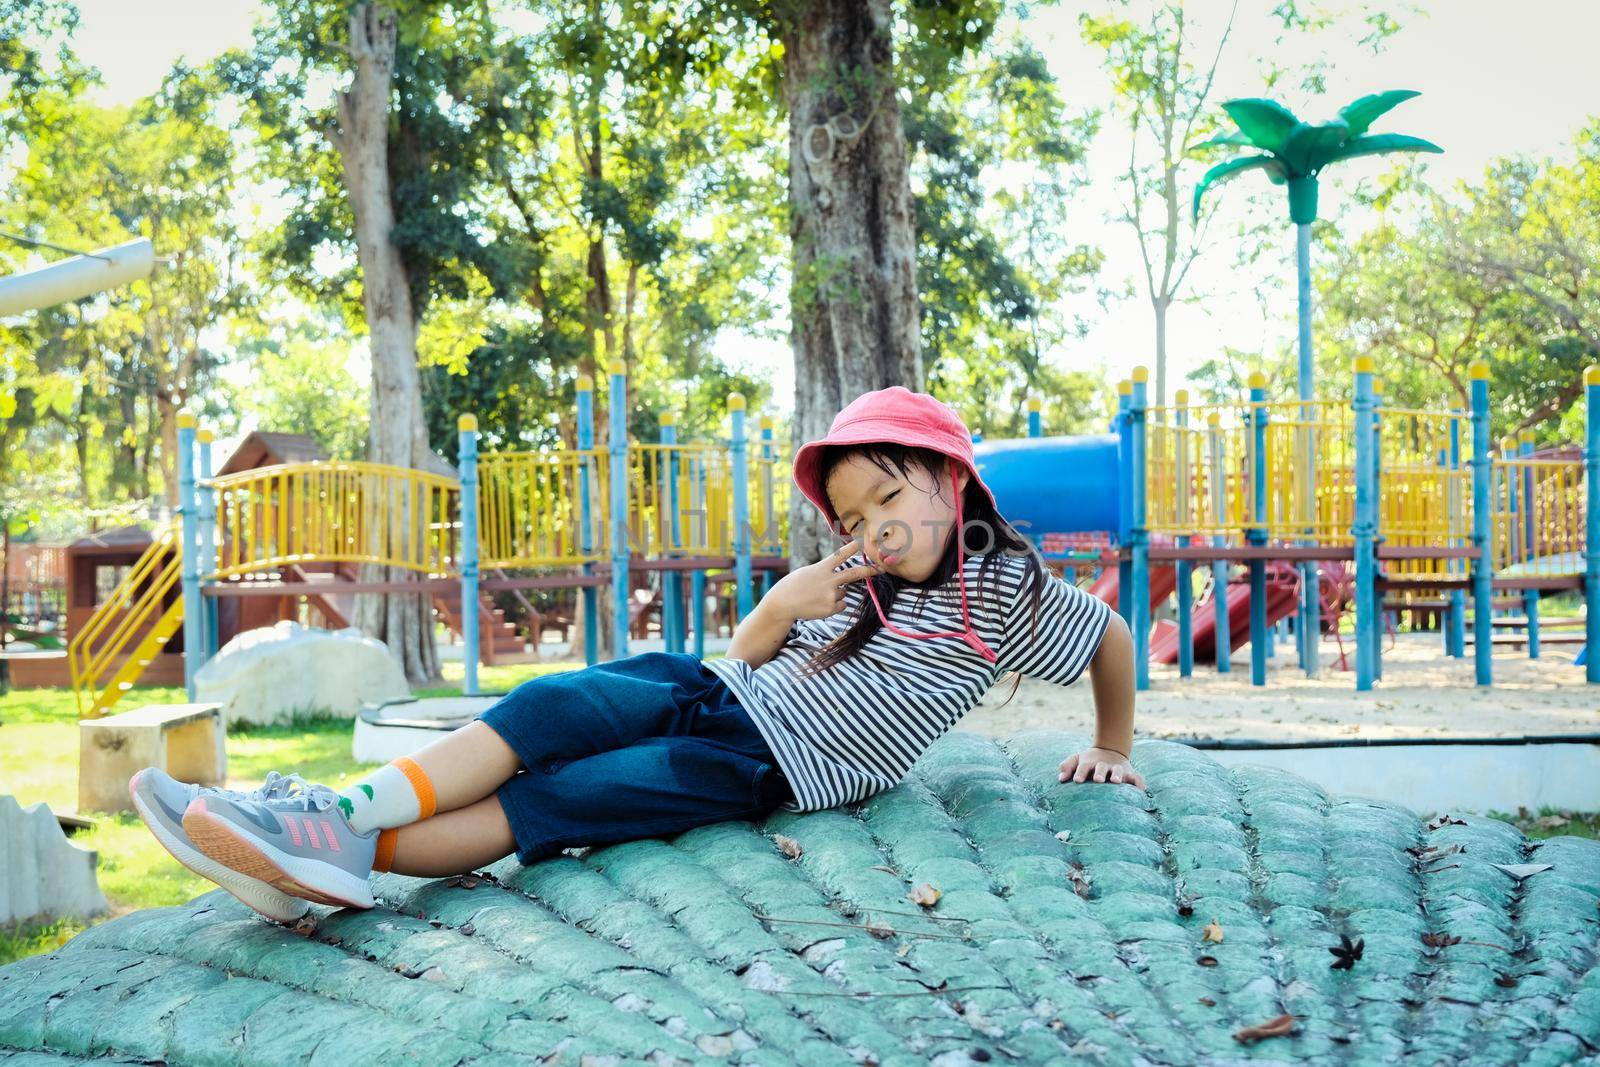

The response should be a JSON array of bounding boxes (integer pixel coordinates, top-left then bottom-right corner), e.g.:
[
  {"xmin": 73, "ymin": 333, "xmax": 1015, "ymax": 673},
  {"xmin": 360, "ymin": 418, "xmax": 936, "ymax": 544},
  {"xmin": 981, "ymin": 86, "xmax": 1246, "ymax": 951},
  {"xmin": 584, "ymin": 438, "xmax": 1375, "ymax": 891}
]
[
  {"xmin": 79, "ymin": 703, "xmax": 225, "ymax": 814},
  {"xmin": 0, "ymin": 795, "xmax": 108, "ymax": 925}
]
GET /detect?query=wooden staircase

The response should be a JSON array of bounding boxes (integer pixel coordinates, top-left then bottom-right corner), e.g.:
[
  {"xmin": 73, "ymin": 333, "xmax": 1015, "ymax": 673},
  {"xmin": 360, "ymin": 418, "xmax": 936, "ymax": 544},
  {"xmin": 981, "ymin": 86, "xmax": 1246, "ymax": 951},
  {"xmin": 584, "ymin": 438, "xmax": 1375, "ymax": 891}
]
[{"xmin": 434, "ymin": 590, "xmax": 538, "ymax": 666}]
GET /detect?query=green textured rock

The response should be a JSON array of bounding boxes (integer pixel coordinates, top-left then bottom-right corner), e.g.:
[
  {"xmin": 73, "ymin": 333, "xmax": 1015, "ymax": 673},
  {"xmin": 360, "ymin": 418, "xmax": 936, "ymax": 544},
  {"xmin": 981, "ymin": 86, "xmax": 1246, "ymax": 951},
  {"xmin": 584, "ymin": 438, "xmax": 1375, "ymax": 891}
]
[{"xmin": 2, "ymin": 733, "xmax": 1597, "ymax": 1066}]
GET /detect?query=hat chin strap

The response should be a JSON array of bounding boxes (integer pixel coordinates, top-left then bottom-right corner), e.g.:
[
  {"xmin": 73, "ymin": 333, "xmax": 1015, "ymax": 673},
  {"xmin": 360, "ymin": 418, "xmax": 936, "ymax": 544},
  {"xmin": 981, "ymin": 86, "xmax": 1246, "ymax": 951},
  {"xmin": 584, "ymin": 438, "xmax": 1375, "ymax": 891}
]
[{"xmin": 861, "ymin": 463, "xmax": 999, "ymax": 664}]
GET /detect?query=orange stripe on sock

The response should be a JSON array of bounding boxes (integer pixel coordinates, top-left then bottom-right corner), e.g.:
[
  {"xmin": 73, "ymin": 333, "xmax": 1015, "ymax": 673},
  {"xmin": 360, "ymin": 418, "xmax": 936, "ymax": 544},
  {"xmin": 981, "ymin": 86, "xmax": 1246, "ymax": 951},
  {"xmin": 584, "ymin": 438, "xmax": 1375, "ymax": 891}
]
[
  {"xmin": 392, "ymin": 755, "xmax": 437, "ymax": 820},
  {"xmin": 372, "ymin": 828, "xmax": 398, "ymax": 873}
]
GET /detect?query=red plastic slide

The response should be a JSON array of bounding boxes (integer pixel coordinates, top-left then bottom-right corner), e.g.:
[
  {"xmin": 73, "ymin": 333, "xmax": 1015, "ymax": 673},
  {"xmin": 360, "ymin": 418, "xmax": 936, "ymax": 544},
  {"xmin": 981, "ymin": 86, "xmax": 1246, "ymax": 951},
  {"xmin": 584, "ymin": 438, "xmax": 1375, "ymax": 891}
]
[
  {"xmin": 1150, "ymin": 566, "xmax": 1301, "ymax": 665},
  {"xmin": 1087, "ymin": 564, "xmax": 1177, "ymax": 613}
]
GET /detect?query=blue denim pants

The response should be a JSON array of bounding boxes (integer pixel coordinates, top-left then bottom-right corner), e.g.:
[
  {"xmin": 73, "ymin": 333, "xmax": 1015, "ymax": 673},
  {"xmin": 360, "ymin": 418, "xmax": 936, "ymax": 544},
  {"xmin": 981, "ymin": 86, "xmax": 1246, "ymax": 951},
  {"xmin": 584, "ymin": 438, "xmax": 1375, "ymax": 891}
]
[{"xmin": 477, "ymin": 651, "xmax": 793, "ymax": 865}]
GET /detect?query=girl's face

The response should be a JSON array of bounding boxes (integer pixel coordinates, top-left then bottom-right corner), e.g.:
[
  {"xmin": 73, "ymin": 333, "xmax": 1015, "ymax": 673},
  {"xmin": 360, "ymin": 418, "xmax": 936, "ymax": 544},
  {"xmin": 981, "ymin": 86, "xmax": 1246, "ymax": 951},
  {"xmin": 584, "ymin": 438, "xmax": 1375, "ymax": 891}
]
[{"xmin": 825, "ymin": 454, "xmax": 971, "ymax": 582}]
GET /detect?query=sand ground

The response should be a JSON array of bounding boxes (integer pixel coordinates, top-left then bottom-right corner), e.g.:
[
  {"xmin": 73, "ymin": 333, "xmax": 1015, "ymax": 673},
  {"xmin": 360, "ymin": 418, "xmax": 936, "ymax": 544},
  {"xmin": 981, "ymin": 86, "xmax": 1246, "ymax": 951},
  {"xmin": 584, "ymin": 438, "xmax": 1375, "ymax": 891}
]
[{"xmin": 959, "ymin": 631, "xmax": 1600, "ymax": 744}]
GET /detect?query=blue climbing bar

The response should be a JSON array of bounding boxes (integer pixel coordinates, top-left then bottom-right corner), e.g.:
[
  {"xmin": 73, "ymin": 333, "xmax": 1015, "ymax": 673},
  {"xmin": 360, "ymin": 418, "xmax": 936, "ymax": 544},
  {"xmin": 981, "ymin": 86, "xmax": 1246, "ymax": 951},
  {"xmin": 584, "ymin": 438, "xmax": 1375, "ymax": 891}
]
[
  {"xmin": 457, "ymin": 414, "xmax": 481, "ymax": 696},
  {"xmin": 1585, "ymin": 365, "xmax": 1600, "ymax": 683},
  {"xmin": 1247, "ymin": 372, "xmax": 1268, "ymax": 686},
  {"xmin": 608, "ymin": 360, "xmax": 630, "ymax": 658},
  {"xmin": 576, "ymin": 374, "xmax": 599, "ymax": 666},
  {"xmin": 1207, "ymin": 411, "xmax": 1230, "ymax": 674},
  {"xmin": 176, "ymin": 412, "xmax": 201, "ymax": 701},
  {"xmin": 1469, "ymin": 361, "xmax": 1492, "ymax": 687},
  {"xmin": 1130, "ymin": 367, "xmax": 1150, "ymax": 691},
  {"xmin": 1352, "ymin": 357, "xmax": 1377, "ymax": 690},
  {"xmin": 729, "ymin": 393, "xmax": 753, "ymax": 622},
  {"xmin": 1174, "ymin": 390, "xmax": 1193, "ymax": 678},
  {"xmin": 1116, "ymin": 380, "xmax": 1133, "ymax": 626},
  {"xmin": 660, "ymin": 412, "xmax": 684, "ymax": 653}
]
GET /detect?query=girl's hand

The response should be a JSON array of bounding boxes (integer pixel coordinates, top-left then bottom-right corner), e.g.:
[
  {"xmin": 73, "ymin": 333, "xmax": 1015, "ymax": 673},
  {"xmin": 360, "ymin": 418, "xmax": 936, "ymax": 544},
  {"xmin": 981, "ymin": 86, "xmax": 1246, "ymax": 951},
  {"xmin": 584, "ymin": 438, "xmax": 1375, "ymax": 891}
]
[
  {"xmin": 1058, "ymin": 746, "xmax": 1147, "ymax": 789},
  {"xmin": 766, "ymin": 536, "xmax": 881, "ymax": 622}
]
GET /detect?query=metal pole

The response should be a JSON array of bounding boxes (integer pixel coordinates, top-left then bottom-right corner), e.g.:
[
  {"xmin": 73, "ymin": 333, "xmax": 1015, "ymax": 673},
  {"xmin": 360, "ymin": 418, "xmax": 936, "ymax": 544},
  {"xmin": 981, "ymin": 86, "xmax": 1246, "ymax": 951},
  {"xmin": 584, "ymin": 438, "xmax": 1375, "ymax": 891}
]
[
  {"xmin": 1585, "ymin": 365, "xmax": 1600, "ymax": 683},
  {"xmin": 1372, "ymin": 379, "xmax": 1385, "ymax": 682},
  {"xmin": 729, "ymin": 393, "xmax": 753, "ymax": 623},
  {"xmin": 1131, "ymin": 368, "xmax": 1150, "ymax": 690},
  {"xmin": 759, "ymin": 415, "xmax": 776, "ymax": 599},
  {"xmin": 661, "ymin": 413, "xmax": 683, "ymax": 652},
  {"xmin": 609, "ymin": 360, "xmax": 630, "ymax": 659},
  {"xmin": 1208, "ymin": 411, "xmax": 1230, "ymax": 673},
  {"xmin": 1353, "ymin": 358, "xmax": 1377, "ymax": 690},
  {"xmin": 1116, "ymin": 380, "xmax": 1133, "ymax": 626},
  {"xmin": 196, "ymin": 429, "xmax": 218, "ymax": 660},
  {"xmin": 1518, "ymin": 431, "xmax": 1540, "ymax": 659},
  {"xmin": 457, "ymin": 415, "xmax": 480, "ymax": 696},
  {"xmin": 1448, "ymin": 412, "xmax": 1465, "ymax": 658},
  {"xmin": 1247, "ymin": 372, "xmax": 1269, "ymax": 686},
  {"xmin": 1469, "ymin": 361, "xmax": 1493, "ymax": 686},
  {"xmin": 577, "ymin": 374, "xmax": 598, "ymax": 666},
  {"xmin": 1027, "ymin": 396, "xmax": 1041, "ymax": 439},
  {"xmin": 177, "ymin": 413, "xmax": 201, "ymax": 701},
  {"xmin": 1175, "ymin": 390, "xmax": 1193, "ymax": 678}
]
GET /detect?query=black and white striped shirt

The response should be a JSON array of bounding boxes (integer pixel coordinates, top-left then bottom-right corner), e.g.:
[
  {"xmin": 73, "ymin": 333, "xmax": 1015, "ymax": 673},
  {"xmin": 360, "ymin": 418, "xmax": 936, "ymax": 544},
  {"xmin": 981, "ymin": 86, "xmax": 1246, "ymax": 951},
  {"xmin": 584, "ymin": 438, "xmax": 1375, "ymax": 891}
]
[{"xmin": 703, "ymin": 550, "xmax": 1113, "ymax": 813}]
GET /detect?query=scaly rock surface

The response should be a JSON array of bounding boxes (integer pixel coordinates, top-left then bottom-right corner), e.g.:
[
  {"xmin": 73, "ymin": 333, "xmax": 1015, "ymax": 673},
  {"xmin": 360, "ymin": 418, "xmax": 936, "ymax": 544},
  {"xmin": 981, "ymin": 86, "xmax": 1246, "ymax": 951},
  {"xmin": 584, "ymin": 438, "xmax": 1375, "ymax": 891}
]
[{"xmin": 2, "ymin": 732, "xmax": 1597, "ymax": 1065}]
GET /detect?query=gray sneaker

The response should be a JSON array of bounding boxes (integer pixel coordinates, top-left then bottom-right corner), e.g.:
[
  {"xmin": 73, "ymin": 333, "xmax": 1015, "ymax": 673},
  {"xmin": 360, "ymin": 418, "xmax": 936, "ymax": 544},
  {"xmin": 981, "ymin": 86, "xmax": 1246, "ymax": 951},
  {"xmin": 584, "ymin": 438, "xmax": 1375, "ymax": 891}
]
[
  {"xmin": 129, "ymin": 767, "xmax": 314, "ymax": 923},
  {"xmin": 183, "ymin": 782, "xmax": 379, "ymax": 909}
]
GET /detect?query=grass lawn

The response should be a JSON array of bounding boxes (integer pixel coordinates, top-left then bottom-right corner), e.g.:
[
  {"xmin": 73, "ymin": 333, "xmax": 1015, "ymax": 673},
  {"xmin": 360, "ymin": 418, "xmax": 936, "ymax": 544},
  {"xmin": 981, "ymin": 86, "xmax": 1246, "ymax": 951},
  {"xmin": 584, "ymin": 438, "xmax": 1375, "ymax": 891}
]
[{"xmin": 2, "ymin": 656, "xmax": 1596, "ymax": 967}]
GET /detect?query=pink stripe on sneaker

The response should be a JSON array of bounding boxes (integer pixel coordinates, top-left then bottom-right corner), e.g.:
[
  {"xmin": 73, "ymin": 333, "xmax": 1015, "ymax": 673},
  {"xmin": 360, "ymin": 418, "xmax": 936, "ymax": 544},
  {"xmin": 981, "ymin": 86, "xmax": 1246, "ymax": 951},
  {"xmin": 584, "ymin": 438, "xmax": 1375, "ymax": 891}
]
[
  {"xmin": 285, "ymin": 817, "xmax": 303, "ymax": 847},
  {"xmin": 303, "ymin": 817, "xmax": 323, "ymax": 850},
  {"xmin": 320, "ymin": 820, "xmax": 341, "ymax": 852}
]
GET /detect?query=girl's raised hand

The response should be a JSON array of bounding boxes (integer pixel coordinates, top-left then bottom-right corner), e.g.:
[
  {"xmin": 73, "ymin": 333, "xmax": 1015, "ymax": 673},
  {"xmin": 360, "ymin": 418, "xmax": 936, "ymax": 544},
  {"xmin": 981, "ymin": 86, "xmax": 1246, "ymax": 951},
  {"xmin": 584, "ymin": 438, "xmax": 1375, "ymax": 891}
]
[{"xmin": 766, "ymin": 537, "xmax": 881, "ymax": 622}]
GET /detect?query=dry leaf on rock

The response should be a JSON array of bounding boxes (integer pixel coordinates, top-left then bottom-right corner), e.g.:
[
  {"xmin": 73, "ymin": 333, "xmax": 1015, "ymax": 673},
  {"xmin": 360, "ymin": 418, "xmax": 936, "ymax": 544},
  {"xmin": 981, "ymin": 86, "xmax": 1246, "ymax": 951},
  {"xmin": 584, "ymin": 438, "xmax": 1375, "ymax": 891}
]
[
  {"xmin": 909, "ymin": 883, "xmax": 942, "ymax": 908},
  {"xmin": 1234, "ymin": 1013, "xmax": 1296, "ymax": 1044},
  {"xmin": 773, "ymin": 834, "xmax": 803, "ymax": 860},
  {"xmin": 1202, "ymin": 920, "xmax": 1224, "ymax": 943}
]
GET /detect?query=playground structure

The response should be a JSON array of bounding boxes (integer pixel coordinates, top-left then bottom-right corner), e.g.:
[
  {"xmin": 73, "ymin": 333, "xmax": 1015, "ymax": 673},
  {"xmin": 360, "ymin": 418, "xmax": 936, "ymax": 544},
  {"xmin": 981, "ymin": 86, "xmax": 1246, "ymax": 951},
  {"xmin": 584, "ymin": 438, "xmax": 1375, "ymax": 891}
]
[{"xmin": 62, "ymin": 359, "xmax": 1600, "ymax": 718}]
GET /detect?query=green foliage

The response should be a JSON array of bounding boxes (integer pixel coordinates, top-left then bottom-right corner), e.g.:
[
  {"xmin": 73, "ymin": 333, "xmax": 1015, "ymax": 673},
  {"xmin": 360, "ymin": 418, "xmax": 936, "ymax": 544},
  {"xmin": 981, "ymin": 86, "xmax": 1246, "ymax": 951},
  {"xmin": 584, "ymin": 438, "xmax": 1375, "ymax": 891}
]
[{"xmin": 234, "ymin": 313, "xmax": 372, "ymax": 460}]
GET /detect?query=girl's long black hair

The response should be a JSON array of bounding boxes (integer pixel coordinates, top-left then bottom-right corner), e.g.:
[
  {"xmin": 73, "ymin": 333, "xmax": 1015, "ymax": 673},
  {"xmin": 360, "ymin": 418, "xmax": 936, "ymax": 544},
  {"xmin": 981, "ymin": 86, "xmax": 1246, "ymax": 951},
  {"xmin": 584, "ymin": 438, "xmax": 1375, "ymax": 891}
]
[{"xmin": 794, "ymin": 441, "xmax": 1051, "ymax": 707}]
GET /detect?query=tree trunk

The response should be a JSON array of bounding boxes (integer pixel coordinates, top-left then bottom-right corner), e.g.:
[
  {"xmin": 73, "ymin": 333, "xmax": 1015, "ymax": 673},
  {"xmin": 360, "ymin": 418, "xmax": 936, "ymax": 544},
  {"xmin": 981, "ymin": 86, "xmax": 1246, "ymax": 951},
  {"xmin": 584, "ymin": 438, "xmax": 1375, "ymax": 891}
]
[
  {"xmin": 1153, "ymin": 295, "xmax": 1169, "ymax": 408},
  {"xmin": 779, "ymin": 0, "xmax": 921, "ymax": 569},
  {"xmin": 330, "ymin": 2, "xmax": 440, "ymax": 685}
]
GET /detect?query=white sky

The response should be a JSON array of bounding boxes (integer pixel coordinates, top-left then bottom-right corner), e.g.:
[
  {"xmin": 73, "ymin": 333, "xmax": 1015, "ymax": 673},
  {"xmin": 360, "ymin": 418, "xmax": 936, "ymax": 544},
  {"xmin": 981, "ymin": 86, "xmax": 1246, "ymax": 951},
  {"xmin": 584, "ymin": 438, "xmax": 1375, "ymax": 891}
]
[{"xmin": 66, "ymin": 0, "xmax": 1600, "ymax": 417}]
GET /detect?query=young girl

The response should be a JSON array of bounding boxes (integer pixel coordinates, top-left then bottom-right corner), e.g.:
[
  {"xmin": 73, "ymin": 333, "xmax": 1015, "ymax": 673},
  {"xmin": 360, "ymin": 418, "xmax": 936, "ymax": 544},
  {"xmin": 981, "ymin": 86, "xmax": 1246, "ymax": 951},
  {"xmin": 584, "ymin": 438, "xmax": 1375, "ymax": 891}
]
[{"xmin": 132, "ymin": 385, "xmax": 1145, "ymax": 922}]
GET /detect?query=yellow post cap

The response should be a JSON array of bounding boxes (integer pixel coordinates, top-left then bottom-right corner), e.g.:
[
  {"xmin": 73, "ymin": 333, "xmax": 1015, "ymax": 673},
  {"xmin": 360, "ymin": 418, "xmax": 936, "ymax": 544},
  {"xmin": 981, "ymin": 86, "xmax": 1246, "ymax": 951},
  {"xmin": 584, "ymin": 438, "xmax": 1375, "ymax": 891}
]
[
  {"xmin": 1353, "ymin": 355, "xmax": 1376, "ymax": 374},
  {"xmin": 1206, "ymin": 412, "xmax": 1220, "ymax": 427},
  {"xmin": 1131, "ymin": 365, "xmax": 1149, "ymax": 384},
  {"xmin": 458, "ymin": 414, "xmax": 478, "ymax": 432},
  {"xmin": 1500, "ymin": 435, "xmax": 1516, "ymax": 452},
  {"xmin": 176, "ymin": 412, "xmax": 197, "ymax": 429},
  {"xmin": 759, "ymin": 415, "xmax": 774, "ymax": 429},
  {"xmin": 1247, "ymin": 371, "xmax": 1267, "ymax": 390},
  {"xmin": 1586, "ymin": 365, "xmax": 1600, "ymax": 387},
  {"xmin": 1026, "ymin": 396, "xmax": 1041, "ymax": 412},
  {"xmin": 1117, "ymin": 380, "xmax": 1133, "ymax": 396},
  {"xmin": 1468, "ymin": 361, "xmax": 1490, "ymax": 380},
  {"xmin": 197, "ymin": 429, "xmax": 214, "ymax": 444},
  {"xmin": 607, "ymin": 359, "xmax": 626, "ymax": 376},
  {"xmin": 1174, "ymin": 388, "xmax": 1189, "ymax": 406},
  {"xmin": 659, "ymin": 411, "xmax": 677, "ymax": 426},
  {"xmin": 727, "ymin": 392, "xmax": 746, "ymax": 411},
  {"xmin": 576, "ymin": 374, "xmax": 593, "ymax": 391},
  {"xmin": 1518, "ymin": 429, "xmax": 1536, "ymax": 444}
]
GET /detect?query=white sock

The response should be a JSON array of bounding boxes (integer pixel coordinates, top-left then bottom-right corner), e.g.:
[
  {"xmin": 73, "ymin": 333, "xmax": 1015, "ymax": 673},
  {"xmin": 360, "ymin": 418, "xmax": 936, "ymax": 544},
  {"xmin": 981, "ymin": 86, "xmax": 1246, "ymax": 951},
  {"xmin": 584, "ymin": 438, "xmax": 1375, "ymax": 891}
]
[{"xmin": 337, "ymin": 760, "xmax": 431, "ymax": 834}]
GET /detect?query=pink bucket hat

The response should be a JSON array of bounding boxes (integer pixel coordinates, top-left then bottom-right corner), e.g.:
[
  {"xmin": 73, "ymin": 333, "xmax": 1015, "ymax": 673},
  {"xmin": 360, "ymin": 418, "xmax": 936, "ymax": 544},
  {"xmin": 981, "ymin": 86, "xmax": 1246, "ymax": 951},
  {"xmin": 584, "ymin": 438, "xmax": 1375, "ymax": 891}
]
[{"xmin": 791, "ymin": 386, "xmax": 1001, "ymax": 663}]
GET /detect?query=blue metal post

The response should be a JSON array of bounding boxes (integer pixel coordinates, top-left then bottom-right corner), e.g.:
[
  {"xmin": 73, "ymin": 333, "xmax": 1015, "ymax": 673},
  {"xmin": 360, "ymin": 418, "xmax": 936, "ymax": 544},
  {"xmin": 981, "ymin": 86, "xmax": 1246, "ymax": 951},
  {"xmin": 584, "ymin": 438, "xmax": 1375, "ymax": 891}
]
[
  {"xmin": 729, "ymin": 393, "xmax": 753, "ymax": 622},
  {"xmin": 1517, "ymin": 431, "xmax": 1540, "ymax": 658},
  {"xmin": 196, "ymin": 429, "xmax": 218, "ymax": 660},
  {"xmin": 577, "ymin": 375, "xmax": 599, "ymax": 666},
  {"xmin": 1130, "ymin": 368, "xmax": 1150, "ymax": 690},
  {"xmin": 1175, "ymin": 390, "xmax": 1193, "ymax": 678},
  {"xmin": 1469, "ymin": 361, "xmax": 1493, "ymax": 686},
  {"xmin": 1448, "ymin": 412, "xmax": 1465, "ymax": 658},
  {"xmin": 759, "ymin": 415, "xmax": 776, "ymax": 598},
  {"xmin": 1116, "ymin": 381, "xmax": 1133, "ymax": 626},
  {"xmin": 1372, "ymin": 379, "xmax": 1385, "ymax": 682},
  {"xmin": 1208, "ymin": 412, "xmax": 1230, "ymax": 673},
  {"xmin": 1353, "ymin": 358, "xmax": 1377, "ymax": 689},
  {"xmin": 1247, "ymin": 372, "xmax": 1268, "ymax": 686},
  {"xmin": 1585, "ymin": 365, "xmax": 1600, "ymax": 682},
  {"xmin": 177, "ymin": 413, "xmax": 201, "ymax": 701},
  {"xmin": 1026, "ymin": 396, "xmax": 1041, "ymax": 439},
  {"xmin": 660, "ymin": 413, "xmax": 684, "ymax": 653},
  {"xmin": 457, "ymin": 415, "xmax": 480, "ymax": 695},
  {"xmin": 609, "ymin": 360, "xmax": 630, "ymax": 659}
]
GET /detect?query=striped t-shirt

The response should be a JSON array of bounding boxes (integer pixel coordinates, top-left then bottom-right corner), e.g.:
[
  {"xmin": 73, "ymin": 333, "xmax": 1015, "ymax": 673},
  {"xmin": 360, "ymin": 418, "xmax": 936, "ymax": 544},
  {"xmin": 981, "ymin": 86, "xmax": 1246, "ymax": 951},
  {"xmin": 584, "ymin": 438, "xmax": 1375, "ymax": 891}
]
[{"xmin": 702, "ymin": 549, "xmax": 1113, "ymax": 813}]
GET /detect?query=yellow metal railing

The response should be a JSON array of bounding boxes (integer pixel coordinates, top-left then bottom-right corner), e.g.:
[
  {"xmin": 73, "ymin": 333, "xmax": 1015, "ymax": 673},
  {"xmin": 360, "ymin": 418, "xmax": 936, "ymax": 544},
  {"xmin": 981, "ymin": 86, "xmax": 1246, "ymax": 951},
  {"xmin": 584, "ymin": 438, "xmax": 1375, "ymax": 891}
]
[
  {"xmin": 478, "ymin": 448, "xmax": 607, "ymax": 568},
  {"xmin": 210, "ymin": 462, "xmax": 459, "ymax": 578},
  {"xmin": 69, "ymin": 524, "xmax": 183, "ymax": 718},
  {"xmin": 1493, "ymin": 457, "xmax": 1585, "ymax": 576}
]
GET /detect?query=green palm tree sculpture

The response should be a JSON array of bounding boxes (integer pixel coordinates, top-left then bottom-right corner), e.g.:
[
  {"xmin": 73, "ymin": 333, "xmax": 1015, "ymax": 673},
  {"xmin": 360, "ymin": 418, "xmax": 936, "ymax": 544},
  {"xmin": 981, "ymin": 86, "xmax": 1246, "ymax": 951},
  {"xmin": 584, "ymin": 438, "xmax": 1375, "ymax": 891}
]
[{"xmin": 1189, "ymin": 89, "xmax": 1440, "ymax": 678}]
